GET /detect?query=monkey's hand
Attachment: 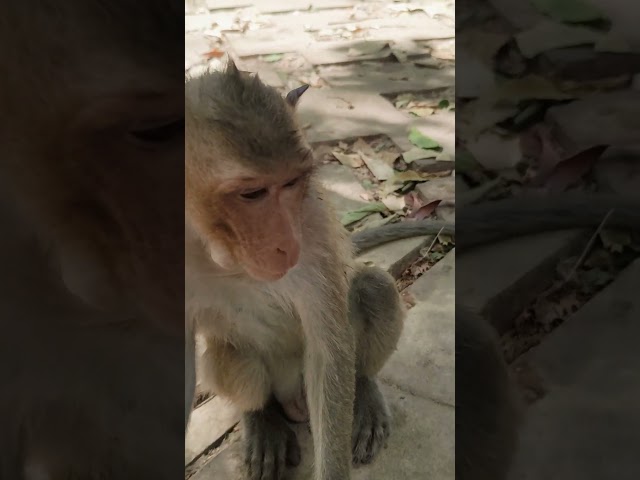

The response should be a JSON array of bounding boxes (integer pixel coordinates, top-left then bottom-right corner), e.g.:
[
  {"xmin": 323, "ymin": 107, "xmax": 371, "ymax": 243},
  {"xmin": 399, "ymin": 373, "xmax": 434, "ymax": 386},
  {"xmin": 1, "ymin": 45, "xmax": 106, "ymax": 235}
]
[
  {"xmin": 352, "ymin": 377, "xmax": 391, "ymax": 466},
  {"xmin": 243, "ymin": 401, "xmax": 302, "ymax": 480}
]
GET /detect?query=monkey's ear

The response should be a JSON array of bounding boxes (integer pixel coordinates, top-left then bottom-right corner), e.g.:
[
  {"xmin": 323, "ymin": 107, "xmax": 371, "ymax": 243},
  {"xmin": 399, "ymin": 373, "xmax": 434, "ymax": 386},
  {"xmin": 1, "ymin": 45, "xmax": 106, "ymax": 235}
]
[
  {"xmin": 225, "ymin": 59, "xmax": 240, "ymax": 77},
  {"xmin": 286, "ymin": 84, "xmax": 310, "ymax": 107}
]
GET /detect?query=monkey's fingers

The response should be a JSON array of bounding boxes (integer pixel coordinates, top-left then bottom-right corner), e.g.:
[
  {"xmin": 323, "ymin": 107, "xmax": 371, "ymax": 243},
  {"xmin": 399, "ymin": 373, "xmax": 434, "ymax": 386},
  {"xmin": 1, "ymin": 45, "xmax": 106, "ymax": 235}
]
[
  {"xmin": 285, "ymin": 430, "xmax": 301, "ymax": 467},
  {"xmin": 246, "ymin": 440, "xmax": 265, "ymax": 480}
]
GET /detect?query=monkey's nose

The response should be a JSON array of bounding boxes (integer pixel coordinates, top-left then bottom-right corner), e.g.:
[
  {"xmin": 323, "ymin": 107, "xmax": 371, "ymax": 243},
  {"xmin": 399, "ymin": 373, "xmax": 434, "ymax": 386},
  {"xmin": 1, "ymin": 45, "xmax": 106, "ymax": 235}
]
[{"xmin": 276, "ymin": 244, "xmax": 300, "ymax": 269}]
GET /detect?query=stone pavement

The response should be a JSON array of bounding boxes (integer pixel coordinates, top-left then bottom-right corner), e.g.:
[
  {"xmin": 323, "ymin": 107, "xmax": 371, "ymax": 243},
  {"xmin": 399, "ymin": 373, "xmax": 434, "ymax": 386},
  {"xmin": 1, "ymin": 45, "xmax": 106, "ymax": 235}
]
[
  {"xmin": 185, "ymin": 1, "xmax": 455, "ymax": 478},
  {"xmin": 508, "ymin": 258, "xmax": 640, "ymax": 480}
]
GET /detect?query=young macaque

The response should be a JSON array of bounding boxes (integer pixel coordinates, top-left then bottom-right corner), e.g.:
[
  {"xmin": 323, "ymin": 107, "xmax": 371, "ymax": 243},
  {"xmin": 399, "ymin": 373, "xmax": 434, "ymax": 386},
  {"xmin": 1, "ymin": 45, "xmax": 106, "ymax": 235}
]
[
  {"xmin": 0, "ymin": 1, "xmax": 184, "ymax": 478},
  {"xmin": 185, "ymin": 62, "xmax": 405, "ymax": 480},
  {"xmin": 456, "ymin": 307, "xmax": 522, "ymax": 480}
]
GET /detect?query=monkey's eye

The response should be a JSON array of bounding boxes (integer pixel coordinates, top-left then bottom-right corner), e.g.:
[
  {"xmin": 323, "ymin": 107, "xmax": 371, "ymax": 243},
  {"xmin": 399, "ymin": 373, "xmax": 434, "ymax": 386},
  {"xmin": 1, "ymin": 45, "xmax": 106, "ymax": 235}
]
[
  {"xmin": 130, "ymin": 117, "xmax": 184, "ymax": 143},
  {"xmin": 283, "ymin": 176, "xmax": 302, "ymax": 188},
  {"xmin": 240, "ymin": 188, "xmax": 268, "ymax": 200}
]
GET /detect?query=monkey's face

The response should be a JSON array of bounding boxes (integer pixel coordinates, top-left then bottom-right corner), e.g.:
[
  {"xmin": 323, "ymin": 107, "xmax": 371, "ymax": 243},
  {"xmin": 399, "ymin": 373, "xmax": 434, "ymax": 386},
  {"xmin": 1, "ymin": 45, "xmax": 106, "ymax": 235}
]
[{"xmin": 189, "ymin": 167, "xmax": 312, "ymax": 282}]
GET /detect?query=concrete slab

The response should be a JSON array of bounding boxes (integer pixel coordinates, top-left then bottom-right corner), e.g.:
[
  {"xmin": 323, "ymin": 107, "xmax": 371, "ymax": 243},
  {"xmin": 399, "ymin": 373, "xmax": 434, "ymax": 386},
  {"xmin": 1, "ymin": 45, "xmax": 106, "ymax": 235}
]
[
  {"xmin": 224, "ymin": 29, "xmax": 314, "ymax": 57},
  {"xmin": 508, "ymin": 258, "xmax": 640, "ymax": 480},
  {"xmin": 186, "ymin": 396, "xmax": 241, "ymax": 464},
  {"xmin": 456, "ymin": 230, "xmax": 585, "ymax": 333},
  {"xmin": 318, "ymin": 63, "xmax": 455, "ymax": 95},
  {"xmin": 358, "ymin": 236, "xmax": 432, "ymax": 279},
  {"xmin": 297, "ymin": 88, "xmax": 410, "ymax": 143},
  {"xmin": 253, "ymin": 0, "xmax": 359, "ymax": 14},
  {"xmin": 205, "ymin": 0, "xmax": 252, "ymax": 11},
  {"xmin": 192, "ymin": 383, "xmax": 454, "ymax": 480},
  {"xmin": 380, "ymin": 250, "xmax": 455, "ymax": 406},
  {"xmin": 545, "ymin": 90, "xmax": 640, "ymax": 150},
  {"xmin": 315, "ymin": 163, "xmax": 370, "ymax": 218},
  {"xmin": 407, "ymin": 112, "xmax": 456, "ymax": 157},
  {"xmin": 185, "ymin": 33, "xmax": 215, "ymax": 70}
]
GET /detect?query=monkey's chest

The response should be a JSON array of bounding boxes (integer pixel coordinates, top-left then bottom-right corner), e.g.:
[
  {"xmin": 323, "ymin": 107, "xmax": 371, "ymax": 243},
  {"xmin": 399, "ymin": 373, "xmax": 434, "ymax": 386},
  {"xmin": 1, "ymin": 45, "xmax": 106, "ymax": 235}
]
[{"xmin": 226, "ymin": 294, "xmax": 304, "ymax": 357}]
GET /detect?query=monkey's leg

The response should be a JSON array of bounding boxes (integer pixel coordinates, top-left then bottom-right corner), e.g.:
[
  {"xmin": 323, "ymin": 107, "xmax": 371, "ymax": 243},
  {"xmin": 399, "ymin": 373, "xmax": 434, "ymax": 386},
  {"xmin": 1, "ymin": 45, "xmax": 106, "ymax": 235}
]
[
  {"xmin": 348, "ymin": 265, "xmax": 405, "ymax": 465},
  {"xmin": 200, "ymin": 337, "xmax": 302, "ymax": 480},
  {"xmin": 243, "ymin": 397, "xmax": 302, "ymax": 480},
  {"xmin": 198, "ymin": 336, "xmax": 272, "ymax": 413},
  {"xmin": 456, "ymin": 308, "xmax": 521, "ymax": 480}
]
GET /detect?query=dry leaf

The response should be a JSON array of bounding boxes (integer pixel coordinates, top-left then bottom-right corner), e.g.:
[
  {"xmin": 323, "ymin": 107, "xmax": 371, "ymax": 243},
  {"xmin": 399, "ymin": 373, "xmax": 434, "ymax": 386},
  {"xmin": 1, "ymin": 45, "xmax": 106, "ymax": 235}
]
[
  {"xmin": 409, "ymin": 199, "xmax": 442, "ymax": 220},
  {"xmin": 203, "ymin": 48, "xmax": 225, "ymax": 59},
  {"xmin": 467, "ymin": 133, "xmax": 522, "ymax": 172},
  {"xmin": 543, "ymin": 145, "xmax": 607, "ymax": 192},
  {"xmin": 403, "ymin": 148, "xmax": 438, "ymax": 162},
  {"xmin": 347, "ymin": 41, "xmax": 390, "ymax": 57},
  {"xmin": 332, "ymin": 151, "xmax": 364, "ymax": 168},
  {"xmin": 600, "ymin": 229, "xmax": 632, "ymax": 253}
]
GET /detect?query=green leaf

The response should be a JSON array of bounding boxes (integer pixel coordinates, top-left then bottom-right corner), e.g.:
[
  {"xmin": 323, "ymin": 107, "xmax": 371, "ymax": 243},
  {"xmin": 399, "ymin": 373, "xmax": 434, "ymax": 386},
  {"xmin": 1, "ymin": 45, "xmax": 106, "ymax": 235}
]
[
  {"xmin": 438, "ymin": 99, "xmax": 450, "ymax": 109},
  {"xmin": 530, "ymin": 0, "xmax": 606, "ymax": 23},
  {"xmin": 408, "ymin": 128, "xmax": 441, "ymax": 150},
  {"xmin": 263, "ymin": 53, "xmax": 284, "ymax": 63},
  {"xmin": 340, "ymin": 202, "xmax": 387, "ymax": 226}
]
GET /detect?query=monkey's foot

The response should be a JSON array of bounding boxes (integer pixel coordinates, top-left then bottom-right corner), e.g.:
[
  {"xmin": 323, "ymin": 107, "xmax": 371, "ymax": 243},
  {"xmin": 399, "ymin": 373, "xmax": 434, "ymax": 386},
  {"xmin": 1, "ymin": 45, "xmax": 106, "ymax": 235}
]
[
  {"xmin": 243, "ymin": 404, "xmax": 301, "ymax": 480},
  {"xmin": 352, "ymin": 377, "xmax": 391, "ymax": 465}
]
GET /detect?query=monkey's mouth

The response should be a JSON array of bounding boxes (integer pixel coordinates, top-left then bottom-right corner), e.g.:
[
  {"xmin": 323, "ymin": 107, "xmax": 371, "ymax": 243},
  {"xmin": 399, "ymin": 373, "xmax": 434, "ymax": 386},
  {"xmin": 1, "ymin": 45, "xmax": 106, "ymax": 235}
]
[{"xmin": 244, "ymin": 263, "xmax": 291, "ymax": 283}]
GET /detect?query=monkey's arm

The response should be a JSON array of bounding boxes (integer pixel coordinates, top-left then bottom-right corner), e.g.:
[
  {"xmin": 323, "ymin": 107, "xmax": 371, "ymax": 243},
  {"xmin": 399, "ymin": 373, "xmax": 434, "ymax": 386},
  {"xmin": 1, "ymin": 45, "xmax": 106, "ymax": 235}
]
[
  {"xmin": 351, "ymin": 193, "xmax": 640, "ymax": 254},
  {"xmin": 295, "ymin": 266, "xmax": 355, "ymax": 480}
]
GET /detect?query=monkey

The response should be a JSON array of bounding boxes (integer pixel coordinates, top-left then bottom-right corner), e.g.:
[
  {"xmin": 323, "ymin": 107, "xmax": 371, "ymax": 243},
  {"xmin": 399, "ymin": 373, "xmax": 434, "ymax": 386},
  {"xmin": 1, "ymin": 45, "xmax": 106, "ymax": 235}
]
[
  {"xmin": 455, "ymin": 306, "xmax": 522, "ymax": 480},
  {"xmin": 184, "ymin": 62, "xmax": 405, "ymax": 480},
  {"xmin": 0, "ymin": 1, "xmax": 184, "ymax": 479}
]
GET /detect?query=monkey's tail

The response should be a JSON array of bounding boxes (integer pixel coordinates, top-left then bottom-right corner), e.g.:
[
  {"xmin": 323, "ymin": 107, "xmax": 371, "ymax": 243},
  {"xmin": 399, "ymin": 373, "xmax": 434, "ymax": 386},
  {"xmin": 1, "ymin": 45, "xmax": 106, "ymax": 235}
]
[
  {"xmin": 456, "ymin": 194, "xmax": 640, "ymax": 249},
  {"xmin": 351, "ymin": 221, "xmax": 454, "ymax": 254}
]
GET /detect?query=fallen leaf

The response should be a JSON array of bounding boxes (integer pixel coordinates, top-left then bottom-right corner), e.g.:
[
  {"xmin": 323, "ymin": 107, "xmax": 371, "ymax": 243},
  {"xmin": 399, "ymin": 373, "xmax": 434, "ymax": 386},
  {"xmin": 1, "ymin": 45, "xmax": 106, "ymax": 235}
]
[
  {"xmin": 203, "ymin": 48, "xmax": 225, "ymax": 59},
  {"xmin": 581, "ymin": 268, "xmax": 613, "ymax": 291},
  {"xmin": 263, "ymin": 53, "xmax": 284, "ymax": 62},
  {"xmin": 381, "ymin": 194, "xmax": 406, "ymax": 212},
  {"xmin": 492, "ymin": 75, "xmax": 576, "ymax": 102},
  {"xmin": 408, "ymin": 107, "xmax": 435, "ymax": 117},
  {"xmin": 404, "ymin": 191, "xmax": 421, "ymax": 211},
  {"xmin": 409, "ymin": 199, "xmax": 442, "ymax": 220},
  {"xmin": 437, "ymin": 233, "xmax": 454, "ymax": 245},
  {"xmin": 600, "ymin": 229, "xmax": 632, "ymax": 253},
  {"xmin": 391, "ymin": 48, "xmax": 408, "ymax": 63},
  {"xmin": 347, "ymin": 41, "xmax": 390, "ymax": 57},
  {"xmin": 543, "ymin": 145, "xmax": 607, "ymax": 192},
  {"xmin": 456, "ymin": 178, "xmax": 503, "ymax": 207},
  {"xmin": 340, "ymin": 202, "xmax": 388, "ymax": 226},
  {"xmin": 594, "ymin": 31, "xmax": 632, "ymax": 53},
  {"xmin": 360, "ymin": 153, "xmax": 395, "ymax": 180},
  {"xmin": 408, "ymin": 128, "xmax": 441, "ymax": 150},
  {"xmin": 403, "ymin": 148, "xmax": 438, "ymax": 162},
  {"xmin": 467, "ymin": 133, "xmax": 522, "ymax": 171},
  {"xmin": 353, "ymin": 137, "xmax": 375, "ymax": 156},
  {"xmin": 392, "ymin": 170, "xmax": 445, "ymax": 182},
  {"xmin": 332, "ymin": 151, "xmax": 364, "ymax": 168},
  {"xmin": 515, "ymin": 21, "xmax": 603, "ymax": 58},
  {"xmin": 435, "ymin": 152, "xmax": 454, "ymax": 161},
  {"xmin": 520, "ymin": 124, "xmax": 567, "ymax": 175},
  {"xmin": 414, "ymin": 58, "xmax": 442, "ymax": 69},
  {"xmin": 530, "ymin": 0, "xmax": 606, "ymax": 23}
]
